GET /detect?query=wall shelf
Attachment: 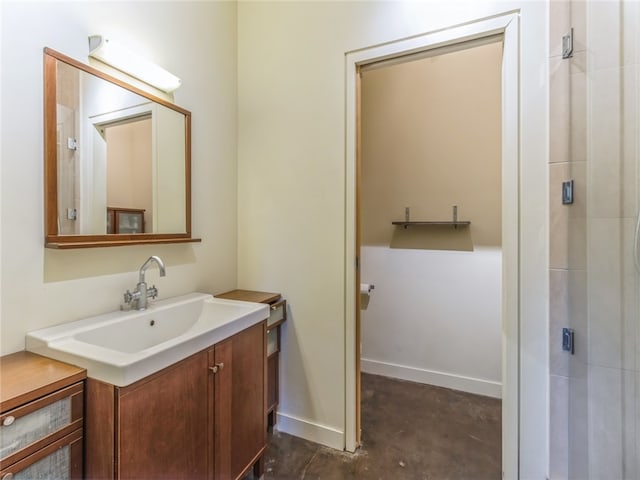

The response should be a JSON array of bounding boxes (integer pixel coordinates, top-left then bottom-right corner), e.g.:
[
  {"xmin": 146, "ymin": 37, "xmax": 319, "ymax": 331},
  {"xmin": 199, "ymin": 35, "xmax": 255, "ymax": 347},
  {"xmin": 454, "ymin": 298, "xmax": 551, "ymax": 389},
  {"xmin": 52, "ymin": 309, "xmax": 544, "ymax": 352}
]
[
  {"xmin": 392, "ymin": 221, "xmax": 471, "ymax": 229},
  {"xmin": 45, "ymin": 237, "xmax": 202, "ymax": 249},
  {"xmin": 394, "ymin": 206, "xmax": 470, "ymax": 229}
]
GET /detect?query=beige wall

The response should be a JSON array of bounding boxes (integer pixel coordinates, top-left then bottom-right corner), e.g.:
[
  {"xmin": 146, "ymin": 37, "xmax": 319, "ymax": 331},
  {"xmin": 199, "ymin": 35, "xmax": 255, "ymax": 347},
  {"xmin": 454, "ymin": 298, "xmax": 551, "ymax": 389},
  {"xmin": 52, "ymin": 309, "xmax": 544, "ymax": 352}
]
[
  {"xmin": 361, "ymin": 41, "xmax": 502, "ymax": 248},
  {"xmin": 106, "ymin": 119, "xmax": 153, "ymax": 231},
  {"xmin": 0, "ymin": 1, "xmax": 238, "ymax": 353}
]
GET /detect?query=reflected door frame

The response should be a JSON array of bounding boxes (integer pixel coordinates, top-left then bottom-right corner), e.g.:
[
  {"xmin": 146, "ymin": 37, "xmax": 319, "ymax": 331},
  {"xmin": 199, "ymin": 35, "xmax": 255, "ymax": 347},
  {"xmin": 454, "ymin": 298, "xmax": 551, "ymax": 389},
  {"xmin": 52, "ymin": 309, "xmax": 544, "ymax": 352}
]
[{"xmin": 88, "ymin": 103, "xmax": 153, "ymax": 235}]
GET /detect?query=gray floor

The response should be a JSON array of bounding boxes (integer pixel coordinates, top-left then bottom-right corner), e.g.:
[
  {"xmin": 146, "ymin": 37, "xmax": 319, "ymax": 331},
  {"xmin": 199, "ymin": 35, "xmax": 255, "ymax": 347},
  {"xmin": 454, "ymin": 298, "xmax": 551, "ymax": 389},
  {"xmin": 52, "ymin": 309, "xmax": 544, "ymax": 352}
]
[{"xmin": 261, "ymin": 373, "xmax": 501, "ymax": 480}]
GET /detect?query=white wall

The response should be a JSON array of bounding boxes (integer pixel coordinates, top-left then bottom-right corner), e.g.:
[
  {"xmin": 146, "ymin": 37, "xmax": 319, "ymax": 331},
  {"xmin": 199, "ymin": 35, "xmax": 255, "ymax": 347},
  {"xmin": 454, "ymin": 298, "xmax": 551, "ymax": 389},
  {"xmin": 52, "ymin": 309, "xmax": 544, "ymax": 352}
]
[
  {"xmin": 0, "ymin": 1, "xmax": 238, "ymax": 354},
  {"xmin": 237, "ymin": 1, "xmax": 548, "ymax": 477},
  {"xmin": 361, "ymin": 246, "xmax": 502, "ymax": 398}
]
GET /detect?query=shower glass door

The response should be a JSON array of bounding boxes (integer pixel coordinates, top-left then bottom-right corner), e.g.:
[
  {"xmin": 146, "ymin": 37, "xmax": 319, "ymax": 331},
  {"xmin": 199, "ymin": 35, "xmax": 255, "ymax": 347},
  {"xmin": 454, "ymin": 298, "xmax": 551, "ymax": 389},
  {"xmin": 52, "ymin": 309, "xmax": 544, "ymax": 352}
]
[{"xmin": 561, "ymin": 1, "xmax": 640, "ymax": 478}]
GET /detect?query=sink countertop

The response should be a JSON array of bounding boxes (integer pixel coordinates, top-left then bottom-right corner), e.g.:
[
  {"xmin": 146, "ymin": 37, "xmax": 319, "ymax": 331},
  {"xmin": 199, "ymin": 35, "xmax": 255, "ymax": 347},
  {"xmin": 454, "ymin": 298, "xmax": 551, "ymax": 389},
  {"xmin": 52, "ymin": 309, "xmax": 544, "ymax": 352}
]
[{"xmin": 26, "ymin": 292, "xmax": 269, "ymax": 387}]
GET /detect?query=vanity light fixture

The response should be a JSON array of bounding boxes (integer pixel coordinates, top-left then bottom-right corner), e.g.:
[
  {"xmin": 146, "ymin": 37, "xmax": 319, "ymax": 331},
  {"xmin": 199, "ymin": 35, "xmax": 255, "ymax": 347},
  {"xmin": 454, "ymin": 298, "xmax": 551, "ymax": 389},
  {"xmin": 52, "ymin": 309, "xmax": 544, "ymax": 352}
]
[{"xmin": 88, "ymin": 35, "xmax": 181, "ymax": 93}]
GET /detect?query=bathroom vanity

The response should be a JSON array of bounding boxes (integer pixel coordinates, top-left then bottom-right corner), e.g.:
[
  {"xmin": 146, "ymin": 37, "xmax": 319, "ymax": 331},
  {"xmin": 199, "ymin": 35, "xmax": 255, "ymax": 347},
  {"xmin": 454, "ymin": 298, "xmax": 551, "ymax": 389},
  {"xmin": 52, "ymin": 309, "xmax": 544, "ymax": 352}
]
[
  {"xmin": 0, "ymin": 352, "xmax": 86, "ymax": 479},
  {"xmin": 25, "ymin": 292, "xmax": 270, "ymax": 480},
  {"xmin": 85, "ymin": 321, "xmax": 266, "ymax": 480}
]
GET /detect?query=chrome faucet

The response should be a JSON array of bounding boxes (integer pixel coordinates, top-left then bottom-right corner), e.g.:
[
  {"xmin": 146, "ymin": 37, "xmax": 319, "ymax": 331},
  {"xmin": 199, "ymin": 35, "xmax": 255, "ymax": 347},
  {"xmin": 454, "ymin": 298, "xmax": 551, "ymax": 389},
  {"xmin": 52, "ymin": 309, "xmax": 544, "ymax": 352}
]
[{"xmin": 122, "ymin": 256, "xmax": 166, "ymax": 311}]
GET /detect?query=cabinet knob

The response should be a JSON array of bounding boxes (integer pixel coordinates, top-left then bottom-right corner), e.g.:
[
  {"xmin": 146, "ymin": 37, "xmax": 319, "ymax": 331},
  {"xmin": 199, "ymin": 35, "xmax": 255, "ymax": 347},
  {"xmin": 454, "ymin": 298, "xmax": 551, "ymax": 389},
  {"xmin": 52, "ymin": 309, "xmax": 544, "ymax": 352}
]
[
  {"xmin": 271, "ymin": 305, "xmax": 277, "ymax": 311},
  {"xmin": 2, "ymin": 416, "xmax": 15, "ymax": 427},
  {"xmin": 209, "ymin": 363, "xmax": 224, "ymax": 374}
]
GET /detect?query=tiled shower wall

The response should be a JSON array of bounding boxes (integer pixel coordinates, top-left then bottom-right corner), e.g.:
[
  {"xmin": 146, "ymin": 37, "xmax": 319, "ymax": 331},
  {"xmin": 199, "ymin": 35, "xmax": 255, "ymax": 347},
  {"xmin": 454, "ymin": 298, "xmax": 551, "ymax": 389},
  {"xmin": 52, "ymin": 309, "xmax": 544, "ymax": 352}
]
[{"xmin": 549, "ymin": 1, "xmax": 640, "ymax": 478}]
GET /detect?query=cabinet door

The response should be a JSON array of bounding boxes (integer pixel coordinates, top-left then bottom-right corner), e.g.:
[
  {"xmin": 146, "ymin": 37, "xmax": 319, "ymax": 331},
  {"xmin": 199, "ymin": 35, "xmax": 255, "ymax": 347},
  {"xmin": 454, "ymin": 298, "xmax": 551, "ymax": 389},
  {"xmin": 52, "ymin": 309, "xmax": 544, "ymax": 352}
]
[
  {"xmin": 0, "ymin": 429, "xmax": 83, "ymax": 480},
  {"xmin": 117, "ymin": 351, "xmax": 209, "ymax": 479},
  {"xmin": 214, "ymin": 322, "xmax": 266, "ymax": 480}
]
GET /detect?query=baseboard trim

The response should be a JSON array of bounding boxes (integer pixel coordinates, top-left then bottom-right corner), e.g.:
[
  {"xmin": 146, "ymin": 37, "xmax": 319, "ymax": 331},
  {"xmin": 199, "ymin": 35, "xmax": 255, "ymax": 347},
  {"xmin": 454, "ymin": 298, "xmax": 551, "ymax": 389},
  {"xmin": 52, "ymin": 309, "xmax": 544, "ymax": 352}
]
[
  {"xmin": 275, "ymin": 412, "xmax": 344, "ymax": 450},
  {"xmin": 361, "ymin": 358, "xmax": 502, "ymax": 399}
]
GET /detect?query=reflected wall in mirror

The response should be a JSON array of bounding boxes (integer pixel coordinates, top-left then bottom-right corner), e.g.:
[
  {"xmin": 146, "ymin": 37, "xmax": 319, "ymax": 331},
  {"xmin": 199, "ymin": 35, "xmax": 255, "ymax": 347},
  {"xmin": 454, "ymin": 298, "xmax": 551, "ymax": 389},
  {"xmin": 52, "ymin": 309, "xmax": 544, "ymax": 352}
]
[{"xmin": 44, "ymin": 47, "xmax": 199, "ymax": 248}]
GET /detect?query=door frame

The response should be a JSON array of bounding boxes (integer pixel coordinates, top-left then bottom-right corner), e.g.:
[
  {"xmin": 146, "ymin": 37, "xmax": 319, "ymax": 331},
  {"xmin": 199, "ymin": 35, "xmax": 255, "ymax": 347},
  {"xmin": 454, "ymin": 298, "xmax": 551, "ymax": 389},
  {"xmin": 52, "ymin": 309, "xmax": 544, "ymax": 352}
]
[{"xmin": 344, "ymin": 13, "xmax": 521, "ymax": 478}]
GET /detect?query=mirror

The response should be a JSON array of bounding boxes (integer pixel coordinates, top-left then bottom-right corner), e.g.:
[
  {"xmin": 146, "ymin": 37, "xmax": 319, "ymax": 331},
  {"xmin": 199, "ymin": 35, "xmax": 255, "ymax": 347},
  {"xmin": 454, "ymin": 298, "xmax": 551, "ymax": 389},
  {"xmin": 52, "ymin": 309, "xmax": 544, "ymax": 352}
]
[{"xmin": 44, "ymin": 48, "xmax": 199, "ymax": 248}]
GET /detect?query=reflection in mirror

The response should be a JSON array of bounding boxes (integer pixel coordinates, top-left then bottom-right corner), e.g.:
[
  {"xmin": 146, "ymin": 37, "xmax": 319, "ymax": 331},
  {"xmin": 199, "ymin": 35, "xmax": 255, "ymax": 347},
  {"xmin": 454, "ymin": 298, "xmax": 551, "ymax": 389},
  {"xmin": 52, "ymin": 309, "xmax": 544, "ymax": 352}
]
[{"xmin": 45, "ymin": 48, "xmax": 198, "ymax": 248}]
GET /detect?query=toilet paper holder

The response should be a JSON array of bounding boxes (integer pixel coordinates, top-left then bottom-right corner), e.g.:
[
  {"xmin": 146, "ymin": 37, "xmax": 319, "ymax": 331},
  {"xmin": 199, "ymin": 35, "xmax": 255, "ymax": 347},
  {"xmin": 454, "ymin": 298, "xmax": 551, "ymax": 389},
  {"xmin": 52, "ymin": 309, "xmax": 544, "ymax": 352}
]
[{"xmin": 360, "ymin": 283, "xmax": 375, "ymax": 294}]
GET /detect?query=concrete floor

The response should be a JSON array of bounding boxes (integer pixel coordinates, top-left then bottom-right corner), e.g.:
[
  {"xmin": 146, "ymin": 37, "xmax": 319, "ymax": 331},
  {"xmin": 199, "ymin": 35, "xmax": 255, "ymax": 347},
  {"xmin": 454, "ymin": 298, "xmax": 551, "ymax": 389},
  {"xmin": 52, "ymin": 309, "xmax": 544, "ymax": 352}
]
[{"xmin": 261, "ymin": 373, "xmax": 501, "ymax": 480}]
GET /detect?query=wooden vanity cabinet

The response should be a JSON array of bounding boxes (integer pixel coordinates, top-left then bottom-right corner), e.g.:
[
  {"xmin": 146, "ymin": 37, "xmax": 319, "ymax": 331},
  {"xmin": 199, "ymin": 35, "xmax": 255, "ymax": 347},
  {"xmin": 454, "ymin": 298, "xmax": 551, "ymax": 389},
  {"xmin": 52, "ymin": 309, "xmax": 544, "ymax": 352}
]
[
  {"xmin": 0, "ymin": 352, "xmax": 86, "ymax": 480},
  {"xmin": 215, "ymin": 290, "xmax": 286, "ymax": 429},
  {"xmin": 214, "ymin": 321, "xmax": 267, "ymax": 480},
  {"xmin": 86, "ymin": 321, "xmax": 266, "ymax": 480},
  {"xmin": 116, "ymin": 352, "xmax": 210, "ymax": 479}
]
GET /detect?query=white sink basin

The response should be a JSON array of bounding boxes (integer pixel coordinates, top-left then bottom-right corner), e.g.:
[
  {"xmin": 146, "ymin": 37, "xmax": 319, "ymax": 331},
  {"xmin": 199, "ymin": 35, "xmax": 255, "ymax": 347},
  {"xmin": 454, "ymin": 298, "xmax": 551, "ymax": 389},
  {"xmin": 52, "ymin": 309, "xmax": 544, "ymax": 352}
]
[{"xmin": 26, "ymin": 293, "xmax": 269, "ymax": 386}]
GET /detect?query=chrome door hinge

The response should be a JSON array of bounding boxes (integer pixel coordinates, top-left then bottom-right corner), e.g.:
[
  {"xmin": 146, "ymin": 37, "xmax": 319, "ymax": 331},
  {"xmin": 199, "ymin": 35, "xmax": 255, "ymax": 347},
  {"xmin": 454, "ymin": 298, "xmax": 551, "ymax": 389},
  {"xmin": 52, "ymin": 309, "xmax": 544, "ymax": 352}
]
[
  {"xmin": 562, "ymin": 328, "xmax": 575, "ymax": 355},
  {"xmin": 562, "ymin": 28, "xmax": 574, "ymax": 59}
]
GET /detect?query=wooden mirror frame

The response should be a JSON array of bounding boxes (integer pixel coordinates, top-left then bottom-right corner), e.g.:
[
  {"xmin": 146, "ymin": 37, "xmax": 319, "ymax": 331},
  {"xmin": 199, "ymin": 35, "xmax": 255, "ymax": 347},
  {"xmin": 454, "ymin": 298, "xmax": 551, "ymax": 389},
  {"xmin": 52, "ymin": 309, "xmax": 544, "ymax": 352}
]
[{"xmin": 44, "ymin": 47, "xmax": 200, "ymax": 248}]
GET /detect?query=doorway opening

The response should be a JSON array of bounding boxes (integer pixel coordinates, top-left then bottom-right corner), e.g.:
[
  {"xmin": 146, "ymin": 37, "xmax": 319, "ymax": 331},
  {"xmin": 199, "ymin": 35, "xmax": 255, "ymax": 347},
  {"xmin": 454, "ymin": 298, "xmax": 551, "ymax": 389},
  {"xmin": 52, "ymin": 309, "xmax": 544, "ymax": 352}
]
[
  {"xmin": 357, "ymin": 37, "xmax": 503, "ymax": 476},
  {"xmin": 345, "ymin": 13, "xmax": 520, "ymax": 478}
]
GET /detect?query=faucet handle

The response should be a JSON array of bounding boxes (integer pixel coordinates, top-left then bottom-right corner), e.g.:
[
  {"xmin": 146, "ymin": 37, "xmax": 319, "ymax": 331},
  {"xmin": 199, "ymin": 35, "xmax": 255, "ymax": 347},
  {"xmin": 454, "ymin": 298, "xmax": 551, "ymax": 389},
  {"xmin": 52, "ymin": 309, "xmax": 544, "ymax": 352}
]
[
  {"xmin": 123, "ymin": 289, "xmax": 134, "ymax": 304},
  {"xmin": 122, "ymin": 289, "xmax": 141, "ymax": 308},
  {"xmin": 148, "ymin": 285, "xmax": 159, "ymax": 299},
  {"xmin": 121, "ymin": 290, "xmax": 134, "ymax": 311}
]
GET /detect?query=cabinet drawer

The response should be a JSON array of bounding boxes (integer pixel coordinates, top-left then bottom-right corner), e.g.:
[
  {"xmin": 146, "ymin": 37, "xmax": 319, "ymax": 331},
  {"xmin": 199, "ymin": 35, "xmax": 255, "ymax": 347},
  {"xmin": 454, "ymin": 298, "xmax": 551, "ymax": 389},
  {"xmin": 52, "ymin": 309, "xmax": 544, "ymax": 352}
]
[
  {"xmin": 267, "ymin": 354, "xmax": 279, "ymax": 411},
  {"xmin": 267, "ymin": 328, "xmax": 279, "ymax": 356},
  {"xmin": 267, "ymin": 300, "xmax": 286, "ymax": 327},
  {"xmin": 0, "ymin": 382, "xmax": 83, "ymax": 467},
  {"xmin": 0, "ymin": 428, "xmax": 83, "ymax": 480}
]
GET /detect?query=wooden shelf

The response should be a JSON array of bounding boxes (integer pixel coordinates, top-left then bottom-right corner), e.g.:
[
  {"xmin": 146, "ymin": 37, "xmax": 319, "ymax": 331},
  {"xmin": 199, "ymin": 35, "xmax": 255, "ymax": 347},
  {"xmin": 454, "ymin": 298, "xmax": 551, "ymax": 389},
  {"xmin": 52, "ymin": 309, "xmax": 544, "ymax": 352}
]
[
  {"xmin": 45, "ymin": 237, "xmax": 202, "ymax": 249},
  {"xmin": 392, "ymin": 221, "xmax": 471, "ymax": 229},
  {"xmin": 215, "ymin": 289, "xmax": 281, "ymax": 305}
]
